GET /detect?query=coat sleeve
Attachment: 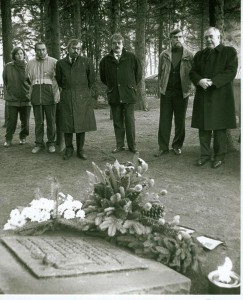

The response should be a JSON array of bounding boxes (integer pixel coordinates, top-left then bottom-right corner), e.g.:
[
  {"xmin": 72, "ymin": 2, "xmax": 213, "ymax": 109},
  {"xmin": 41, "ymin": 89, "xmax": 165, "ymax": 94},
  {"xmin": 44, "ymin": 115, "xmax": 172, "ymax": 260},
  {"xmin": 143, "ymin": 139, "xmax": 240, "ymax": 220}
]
[
  {"xmin": 86, "ymin": 59, "xmax": 95, "ymax": 89},
  {"xmin": 55, "ymin": 61, "xmax": 62, "ymax": 87},
  {"xmin": 211, "ymin": 47, "xmax": 238, "ymax": 88},
  {"xmin": 135, "ymin": 55, "xmax": 142, "ymax": 85},
  {"xmin": 99, "ymin": 58, "xmax": 107, "ymax": 86},
  {"xmin": 189, "ymin": 51, "xmax": 203, "ymax": 86},
  {"xmin": 2, "ymin": 65, "xmax": 7, "ymax": 86}
]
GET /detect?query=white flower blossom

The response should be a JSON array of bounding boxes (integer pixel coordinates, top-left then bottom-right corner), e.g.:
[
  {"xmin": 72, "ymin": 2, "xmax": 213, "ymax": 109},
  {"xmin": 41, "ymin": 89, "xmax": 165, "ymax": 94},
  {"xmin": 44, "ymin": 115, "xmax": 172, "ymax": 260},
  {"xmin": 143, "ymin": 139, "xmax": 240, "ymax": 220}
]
[
  {"xmin": 76, "ymin": 209, "xmax": 85, "ymax": 219},
  {"xmin": 144, "ymin": 202, "xmax": 152, "ymax": 211},
  {"xmin": 64, "ymin": 209, "xmax": 76, "ymax": 219},
  {"xmin": 134, "ymin": 184, "xmax": 143, "ymax": 192},
  {"xmin": 160, "ymin": 189, "xmax": 168, "ymax": 196},
  {"xmin": 71, "ymin": 200, "xmax": 82, "ymax": 210},
  {"xmin": 10, "ymin": 209, "xmax": 21, "ymax": 219},
  {"xmin": 3, "ymin": 221, "xmax": 16, "ymax": 230},
  {"xmin": 66, "ymin": 194, "xmax": 73, "ymax": 201},
  {"xmin": 172, "ymin": 215, "xmax": 180, "ymax": 225},
  {"xmin": 148, "ymin": 179, "xmax": 155, "ymax": 187}
]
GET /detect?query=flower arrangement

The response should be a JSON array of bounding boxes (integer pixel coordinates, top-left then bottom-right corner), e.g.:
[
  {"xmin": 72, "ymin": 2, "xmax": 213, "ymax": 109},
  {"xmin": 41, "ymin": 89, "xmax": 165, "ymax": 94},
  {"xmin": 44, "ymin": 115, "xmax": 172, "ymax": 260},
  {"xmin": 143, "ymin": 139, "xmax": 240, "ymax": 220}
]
[
  {"xmin": 3, "ymin": 156, "xmax": 203, "ymax": 274},
  {"xmin": 3, "ymin": 193, "xmax": 85, "ymax": 235}
]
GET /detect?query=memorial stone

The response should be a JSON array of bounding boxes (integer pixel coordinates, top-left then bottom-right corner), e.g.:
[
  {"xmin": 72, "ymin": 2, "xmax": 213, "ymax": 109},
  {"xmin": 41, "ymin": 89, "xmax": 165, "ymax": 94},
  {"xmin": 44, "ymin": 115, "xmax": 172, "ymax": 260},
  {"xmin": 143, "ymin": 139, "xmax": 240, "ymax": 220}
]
[{"xmin": 0, "ymin": 231, "xmax": 191, "ymax": 294}]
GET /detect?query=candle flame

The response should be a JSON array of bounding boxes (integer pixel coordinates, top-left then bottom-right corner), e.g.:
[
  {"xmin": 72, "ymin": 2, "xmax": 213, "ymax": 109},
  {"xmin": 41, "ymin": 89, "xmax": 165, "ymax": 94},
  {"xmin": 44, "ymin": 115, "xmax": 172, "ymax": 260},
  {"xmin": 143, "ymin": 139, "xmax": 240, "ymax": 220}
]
[{"xmin": 217, "ymin": 257, "xmax": 233, "ymax": 283}]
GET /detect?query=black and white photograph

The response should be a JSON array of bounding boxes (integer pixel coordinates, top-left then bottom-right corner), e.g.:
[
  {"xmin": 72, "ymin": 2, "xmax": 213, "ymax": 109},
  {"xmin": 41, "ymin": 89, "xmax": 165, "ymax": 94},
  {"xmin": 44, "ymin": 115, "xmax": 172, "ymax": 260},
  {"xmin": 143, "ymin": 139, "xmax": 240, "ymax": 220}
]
[{"xmin": 0, "ymin": 0, "xmax": 241, "ymax": 298}]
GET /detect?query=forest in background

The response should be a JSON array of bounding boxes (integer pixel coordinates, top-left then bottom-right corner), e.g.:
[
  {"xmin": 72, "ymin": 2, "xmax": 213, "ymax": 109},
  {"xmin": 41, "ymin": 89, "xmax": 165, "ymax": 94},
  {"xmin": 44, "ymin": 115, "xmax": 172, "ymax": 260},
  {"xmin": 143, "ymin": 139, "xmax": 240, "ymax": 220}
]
[{"xmin": 0, "ymin": 0, "xmax": 241, "ymax": 109}]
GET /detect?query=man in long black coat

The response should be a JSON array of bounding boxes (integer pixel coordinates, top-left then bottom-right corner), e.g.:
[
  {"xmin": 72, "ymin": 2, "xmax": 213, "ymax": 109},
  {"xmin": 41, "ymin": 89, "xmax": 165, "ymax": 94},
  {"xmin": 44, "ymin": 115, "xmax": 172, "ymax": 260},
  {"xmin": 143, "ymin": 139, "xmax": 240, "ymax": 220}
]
[
  {"xmin": 100, "ymin": 33, "xmax": 142, "ymax": 154},
  {"xmin": 56, "ymin": 39, "xmax": 97, "ymax": 160},
  {"xmin": 190, "ymin": 27, "xmax": 238, "ymax": 169}
]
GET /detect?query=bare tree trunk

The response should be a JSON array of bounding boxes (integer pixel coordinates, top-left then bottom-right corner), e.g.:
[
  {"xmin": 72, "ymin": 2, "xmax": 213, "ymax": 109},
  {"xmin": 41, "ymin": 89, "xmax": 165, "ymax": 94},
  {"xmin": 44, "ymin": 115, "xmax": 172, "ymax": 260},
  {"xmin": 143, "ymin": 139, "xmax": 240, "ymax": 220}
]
[
  {"xmin": 1, "ymin": 0, "xmax": 13, "ymax": 127},
  {"xmin": 73, "ymin": 0, "xmax": 81, "ymax": 39},
  {"xmin": 135, "ymin": 0, "xmax": 148, "ymax": 111},
  {"xmin": 1, "ymin": 0, "xmax": 12, "ymax": 64},
  {"xmin": 44, "ymin": 0, "xmax": 63, "ymax": 152},
  {"xmin": 40, "ymin": 0, "xmax": 45, "ymax": 41},
  {"xmin": 44, "ymin": 0, "xmax": 60, "ymax": 59},
  {"xmin": 110, "ymin": 0, "xmax": 120, "ymax": 34}
]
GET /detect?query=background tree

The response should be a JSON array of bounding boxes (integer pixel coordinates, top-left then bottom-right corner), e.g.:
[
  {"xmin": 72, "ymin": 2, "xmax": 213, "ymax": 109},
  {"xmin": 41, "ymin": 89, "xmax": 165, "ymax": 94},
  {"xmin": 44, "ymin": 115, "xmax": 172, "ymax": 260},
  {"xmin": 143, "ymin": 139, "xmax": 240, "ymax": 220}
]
[
  {"xmin": 110, "ymin": 0, "xmax": 121, "ymax": 34},
  {"xmin": 1, "ymin": 0, "xmax": 13, "ymax": 64},
  {"xmin": 44, "ymin": 0, "xmax": 60, "ymax": 59},
  {"xmin": 135, "ymin": 0, "xmax": 148, "ymax": 110}
]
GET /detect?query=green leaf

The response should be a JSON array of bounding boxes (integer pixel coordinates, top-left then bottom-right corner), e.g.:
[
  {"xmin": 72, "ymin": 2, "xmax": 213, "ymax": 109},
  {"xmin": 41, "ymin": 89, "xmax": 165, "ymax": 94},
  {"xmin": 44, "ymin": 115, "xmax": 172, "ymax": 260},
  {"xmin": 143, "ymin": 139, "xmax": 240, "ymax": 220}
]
[{"xmin": 155, "ymin": 246, "xmax": 170, "ymax": 255}]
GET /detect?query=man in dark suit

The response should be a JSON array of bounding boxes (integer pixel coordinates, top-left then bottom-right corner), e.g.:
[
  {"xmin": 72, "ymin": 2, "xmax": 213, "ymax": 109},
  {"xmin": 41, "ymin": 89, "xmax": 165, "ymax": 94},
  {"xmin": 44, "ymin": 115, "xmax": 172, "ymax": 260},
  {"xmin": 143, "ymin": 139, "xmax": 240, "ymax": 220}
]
[
  {"xmin": 100, "ymin": 33, "xmax": 142, "ymax": 154},
  {"xmin": 190, "ymin": 27, "xmax": 238, "ymax": 168}
]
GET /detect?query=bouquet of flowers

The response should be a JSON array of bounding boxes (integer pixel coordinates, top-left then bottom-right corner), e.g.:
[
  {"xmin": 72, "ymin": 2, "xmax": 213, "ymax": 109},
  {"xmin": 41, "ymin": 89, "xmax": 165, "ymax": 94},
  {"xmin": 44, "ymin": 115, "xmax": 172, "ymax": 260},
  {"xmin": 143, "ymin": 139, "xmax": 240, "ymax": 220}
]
[
  {"xmin": 78, "ymin": 155, "xmax": 203, "ymax": 273},
  {"xmin": 3, "ymin": 193, "xmax": 85, "ymax": 235}
]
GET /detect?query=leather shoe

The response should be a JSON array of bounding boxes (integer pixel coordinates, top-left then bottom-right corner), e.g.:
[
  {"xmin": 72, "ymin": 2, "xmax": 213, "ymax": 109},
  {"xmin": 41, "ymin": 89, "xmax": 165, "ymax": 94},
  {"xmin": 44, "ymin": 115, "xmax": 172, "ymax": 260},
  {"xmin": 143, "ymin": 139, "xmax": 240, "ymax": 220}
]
[
  {"xmin": 129, "ymin": 148, "xmax": 139, "ymax": 154},
  {"xmin": 195, "ymin": 158, "xmax": 210, "ymax": 166},
  {"xmin": 63, "ymin": 149, "xmax": 74, "ymax": 160},
  {"xmin": 154, "ymin": 150, "xmax": 169, "ymax": 157},
  {"xmin": 77, "ymin": 151, "xmax": 87, "ymax": 160},
  {"xmin": 173, "ymin": 148, "xmax": 182, "ymax": 155},
  {"xmin": 212, "ymin": 160, "xmax": 224, "ymax": 169},
  {"xmin": 112, "ymin": 147, "xmax": 125, "ymax": 153}
]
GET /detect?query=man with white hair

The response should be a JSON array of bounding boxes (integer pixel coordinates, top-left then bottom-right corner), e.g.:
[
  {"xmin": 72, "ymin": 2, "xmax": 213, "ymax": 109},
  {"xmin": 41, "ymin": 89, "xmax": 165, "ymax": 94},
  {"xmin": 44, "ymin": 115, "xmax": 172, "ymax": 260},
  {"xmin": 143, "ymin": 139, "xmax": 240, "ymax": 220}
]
[{"xmin": 190, "ymin": 27, "xmax": 238, "ymax": 168}]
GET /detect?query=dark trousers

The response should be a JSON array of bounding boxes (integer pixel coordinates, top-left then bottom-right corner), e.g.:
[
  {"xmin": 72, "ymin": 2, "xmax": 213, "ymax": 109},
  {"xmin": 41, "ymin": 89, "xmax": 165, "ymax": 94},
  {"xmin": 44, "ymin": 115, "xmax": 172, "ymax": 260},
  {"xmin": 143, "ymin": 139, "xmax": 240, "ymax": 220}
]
[
  {"xmin": 199, "ymin": 129, "xmax": 227, "ymax": 161},
  {"xmin": 64, "ymin": 132, "xmax": 85, "ymax": 153},
  {"xmin": 158, "ymin": 91, "xmax": 188, "ymax": 151},
  {"xmin": 110, "ymin": 103, "xmax": 136, "ymax": 150},
  {"xmin": 5, "ymin": 106, "xmax": 31, "ymax": 141},
  {"xmin": 55, "ymin": 103, "xmax": 64, "ymax": 149},
  {"xmin": 32, "ymin": 104, "xmax": 56, "ymax": 147}
]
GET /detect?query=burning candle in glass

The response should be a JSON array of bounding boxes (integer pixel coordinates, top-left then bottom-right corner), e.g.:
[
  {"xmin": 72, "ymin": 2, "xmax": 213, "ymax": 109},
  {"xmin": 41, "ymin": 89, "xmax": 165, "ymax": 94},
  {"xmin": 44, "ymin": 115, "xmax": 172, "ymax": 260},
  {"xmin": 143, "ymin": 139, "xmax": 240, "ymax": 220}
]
[{"xmin": 208, "ymin": 257, "xmax": 240, "ymax": 294}]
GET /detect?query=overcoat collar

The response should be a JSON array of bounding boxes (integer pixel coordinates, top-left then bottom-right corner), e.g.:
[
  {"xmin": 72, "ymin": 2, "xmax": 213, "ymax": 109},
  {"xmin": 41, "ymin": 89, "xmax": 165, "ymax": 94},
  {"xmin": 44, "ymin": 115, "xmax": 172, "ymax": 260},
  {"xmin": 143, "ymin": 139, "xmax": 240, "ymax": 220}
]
[
  {"xmin": 163, "ymin": 47, "xmax": 191, "ymax": 61},
  {"xmin": 108, "ymin": 48, "xmax": 127, "ymax": 63}
]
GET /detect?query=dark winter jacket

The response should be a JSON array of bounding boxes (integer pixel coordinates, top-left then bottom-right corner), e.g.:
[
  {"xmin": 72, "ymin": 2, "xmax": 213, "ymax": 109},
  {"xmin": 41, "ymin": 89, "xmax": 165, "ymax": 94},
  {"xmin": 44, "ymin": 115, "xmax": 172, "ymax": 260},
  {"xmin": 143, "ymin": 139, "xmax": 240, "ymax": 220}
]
[
  {"xmin": 56, "ymin": 55, "xmax": 97, "ymax": 133},
  {"xmin": 190, "ymin": 44, "xmax": 238, "ymax": 130},
  {"xmin": 99, "ymin": 48, "xmax": 142, "ymax": 104},
  {"xmin": 2, "ymin": 61, "xmax": 30, "ymax": 106}
]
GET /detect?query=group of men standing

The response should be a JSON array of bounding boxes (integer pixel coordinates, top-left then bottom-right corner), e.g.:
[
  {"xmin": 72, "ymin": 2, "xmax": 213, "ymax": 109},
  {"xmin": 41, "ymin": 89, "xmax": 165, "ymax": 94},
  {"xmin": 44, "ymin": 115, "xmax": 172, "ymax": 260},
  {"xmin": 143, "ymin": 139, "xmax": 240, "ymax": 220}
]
[{"xmin": 3, "ymin": 27, "xmax": 238, "ymax": 168}]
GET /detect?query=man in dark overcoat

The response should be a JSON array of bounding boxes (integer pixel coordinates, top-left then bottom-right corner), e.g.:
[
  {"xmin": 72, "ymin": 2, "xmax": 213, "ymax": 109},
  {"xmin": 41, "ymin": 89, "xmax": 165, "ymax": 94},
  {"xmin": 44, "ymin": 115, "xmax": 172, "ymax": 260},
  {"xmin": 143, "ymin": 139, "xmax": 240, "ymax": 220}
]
[
  {"xmin": 190, "ymin": 27, "xmax": 238, "ymax": 169},
  {"xmin": 56, "ymin": 39, "xmax": 97, "ymax": 160},
  {"xmin": 100, "ymin": 33, "xmax": 142, "ymax": 154}
]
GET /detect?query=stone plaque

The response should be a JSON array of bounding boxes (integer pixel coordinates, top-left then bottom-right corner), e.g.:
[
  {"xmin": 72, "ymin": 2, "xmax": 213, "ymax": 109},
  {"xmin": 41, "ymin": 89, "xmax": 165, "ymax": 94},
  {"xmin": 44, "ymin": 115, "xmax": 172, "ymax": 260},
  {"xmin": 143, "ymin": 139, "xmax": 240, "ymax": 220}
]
[{"xmin": 1, "ymin": 236, "xmax": 148, "ymax": 278}]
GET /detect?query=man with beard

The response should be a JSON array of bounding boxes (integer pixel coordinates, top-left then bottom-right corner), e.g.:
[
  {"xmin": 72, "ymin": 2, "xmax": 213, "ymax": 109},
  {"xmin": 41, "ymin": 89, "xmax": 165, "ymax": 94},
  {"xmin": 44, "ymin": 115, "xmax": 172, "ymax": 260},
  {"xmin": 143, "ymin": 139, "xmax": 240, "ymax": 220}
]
[
  {"xmin": 190, "ymin": 27, "xmax": 238, "ymax": 168},
  {"xmin": 154, "ymin": 28, "xmax": 193, "ymax": 157},
  {"xmin": 56, "ymin": 39, "xmax": 96, "ymax": 160},
  {"xmin": 100, "ymin": 33, "xmax": 142, "ymax": 154}
]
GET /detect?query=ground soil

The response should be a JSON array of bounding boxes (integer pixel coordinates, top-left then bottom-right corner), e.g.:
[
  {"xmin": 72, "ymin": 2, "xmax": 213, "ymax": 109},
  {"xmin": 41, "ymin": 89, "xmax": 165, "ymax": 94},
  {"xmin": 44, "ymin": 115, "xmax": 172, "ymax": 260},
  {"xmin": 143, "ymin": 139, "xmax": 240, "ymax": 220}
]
[{"xmin": 0, "ymin": 96, "xmax": 240, "ymax": 295}]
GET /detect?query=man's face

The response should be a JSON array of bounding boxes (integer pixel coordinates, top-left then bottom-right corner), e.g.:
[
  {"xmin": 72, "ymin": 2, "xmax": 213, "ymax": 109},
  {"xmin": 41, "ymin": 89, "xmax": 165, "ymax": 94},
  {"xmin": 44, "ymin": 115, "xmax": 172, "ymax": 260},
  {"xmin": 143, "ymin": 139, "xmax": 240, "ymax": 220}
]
[
  {"xmin": 68, "ymin": 43, "xmax": 81, "ymax": 58},
  {"xmin": 204, "ymin": 29, "xmax": 220, "ymax": 49},
  {"xmin": 170, "ymin": 33, "xmax": 184, "ymax": 48},
  {"xmin": 15, "ymin": 49, "xmax": 24, "ymax": 61},
  {"xmin": 112, "ymin": 39, "xmax": 123, "ymax": 54},
  {"xmin": 35, "ymin": 44, "xmax": 47, "ymax": 59}
]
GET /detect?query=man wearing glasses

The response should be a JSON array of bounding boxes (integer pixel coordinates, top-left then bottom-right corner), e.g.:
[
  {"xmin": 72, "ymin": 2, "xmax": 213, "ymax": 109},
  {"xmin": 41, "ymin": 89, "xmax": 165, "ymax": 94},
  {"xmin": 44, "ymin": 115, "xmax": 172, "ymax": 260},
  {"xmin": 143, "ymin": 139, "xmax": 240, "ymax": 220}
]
[
  {"xmin": 155, "ymin": 28, "xmax": 193, "ymax": 157},
  {"xmin": 56, "ymin": 39, "xmax": 96, "ymax": 160}
]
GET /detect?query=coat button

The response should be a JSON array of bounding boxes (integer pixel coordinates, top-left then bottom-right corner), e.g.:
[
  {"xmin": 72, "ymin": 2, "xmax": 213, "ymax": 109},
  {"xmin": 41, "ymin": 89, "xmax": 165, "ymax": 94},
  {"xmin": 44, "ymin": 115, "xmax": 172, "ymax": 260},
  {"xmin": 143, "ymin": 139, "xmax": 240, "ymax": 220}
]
[{"xmin": 118, "ymin": 84, "xmax": 120, "ymax": 86}]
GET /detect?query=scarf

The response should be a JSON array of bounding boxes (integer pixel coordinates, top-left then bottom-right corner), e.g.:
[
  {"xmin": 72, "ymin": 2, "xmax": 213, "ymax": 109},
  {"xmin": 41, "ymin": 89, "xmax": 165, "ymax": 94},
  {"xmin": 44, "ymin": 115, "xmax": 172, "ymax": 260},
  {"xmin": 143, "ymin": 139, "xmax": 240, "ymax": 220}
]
[{"xmin": 14, "ymin": 60, "xmax": 27, "ymax": 71}]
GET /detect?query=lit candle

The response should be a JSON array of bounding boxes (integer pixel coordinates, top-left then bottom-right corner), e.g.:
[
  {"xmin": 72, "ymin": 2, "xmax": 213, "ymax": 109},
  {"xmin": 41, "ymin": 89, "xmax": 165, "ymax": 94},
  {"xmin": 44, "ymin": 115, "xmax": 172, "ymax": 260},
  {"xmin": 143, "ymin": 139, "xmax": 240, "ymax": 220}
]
[{"xmin": 208, "ymin": 257, "xmax": 240, "ymax": 294}]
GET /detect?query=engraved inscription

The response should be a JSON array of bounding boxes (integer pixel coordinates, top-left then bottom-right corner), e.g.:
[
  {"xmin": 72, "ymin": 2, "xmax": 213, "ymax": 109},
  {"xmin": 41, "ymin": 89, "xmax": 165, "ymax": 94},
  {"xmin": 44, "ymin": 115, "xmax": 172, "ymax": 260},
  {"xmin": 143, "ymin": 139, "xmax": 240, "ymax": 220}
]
[{"xmin": 2, "ymin": 235, "xmax": 147, "ymax": 278}]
